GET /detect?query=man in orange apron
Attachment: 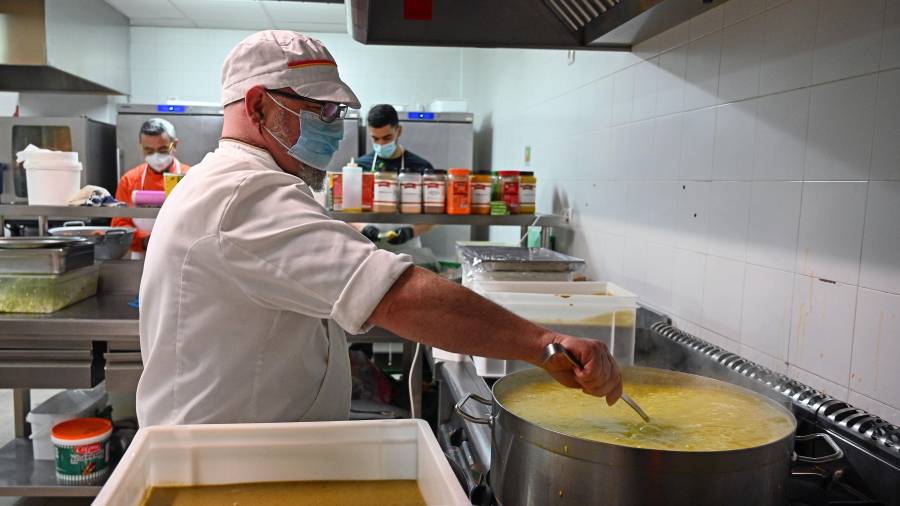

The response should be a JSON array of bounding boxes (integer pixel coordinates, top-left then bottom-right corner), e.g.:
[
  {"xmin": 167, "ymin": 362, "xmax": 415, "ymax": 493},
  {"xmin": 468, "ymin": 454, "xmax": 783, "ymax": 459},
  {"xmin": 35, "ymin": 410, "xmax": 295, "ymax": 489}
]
[{"xmin": 112, "ymin": 118, "xmax": 190, "ymax": 254}]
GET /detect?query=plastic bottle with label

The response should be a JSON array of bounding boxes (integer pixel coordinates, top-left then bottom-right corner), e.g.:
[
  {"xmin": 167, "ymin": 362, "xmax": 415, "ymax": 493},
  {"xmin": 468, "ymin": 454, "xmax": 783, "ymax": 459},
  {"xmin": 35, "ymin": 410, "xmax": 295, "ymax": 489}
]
[
  {"xmin": 447, "ymin": 168, "xmax": 472, "ymax": 215},
  {"xmin": 519, "ymin": 171, "xmax": 536, "ymax": 214},
  {"xmin": 499, "ymin": 170, "xmax": 520, "ymax": 214},
  {"xmin": 373, "ymin": 167, "xmax": 399, "ymax": 213},
  {"xmin": 470, "ymin": 173, "xmax": 492, "ymax": 215},
  {"xmin": 423, "ymin": 168, "xmax": 447, "ymax": 214},
  {"xmin": 399, "ymin": 167, "xmax": 423, "ymax": 214},
  {"xmin": 342, "ymin": 158, "xmax": 363, "ymax": 213}
]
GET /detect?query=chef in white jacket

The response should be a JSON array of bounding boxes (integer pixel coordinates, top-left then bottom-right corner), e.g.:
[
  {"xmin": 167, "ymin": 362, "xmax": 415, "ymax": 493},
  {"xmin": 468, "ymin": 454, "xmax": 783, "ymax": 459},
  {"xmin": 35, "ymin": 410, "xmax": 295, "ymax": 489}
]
[{"xmin": 136, "ymin": 30, "xmax": 623, "ymax": 427}]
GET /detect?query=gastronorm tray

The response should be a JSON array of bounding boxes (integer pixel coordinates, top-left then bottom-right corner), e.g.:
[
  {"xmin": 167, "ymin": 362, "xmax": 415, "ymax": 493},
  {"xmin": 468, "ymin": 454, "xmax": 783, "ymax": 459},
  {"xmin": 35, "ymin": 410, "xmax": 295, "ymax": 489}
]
[{"xmin": 0, "ymin": 241, "xmax": 94, "ymax": 274}]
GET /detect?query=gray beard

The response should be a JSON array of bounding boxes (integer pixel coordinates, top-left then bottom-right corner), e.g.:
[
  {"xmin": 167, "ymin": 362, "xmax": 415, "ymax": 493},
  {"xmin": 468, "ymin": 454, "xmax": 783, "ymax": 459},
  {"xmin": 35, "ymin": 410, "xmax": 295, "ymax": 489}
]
[{"xmin": 297, "ymin": 163, "xmax": 326, "ymax": 192}]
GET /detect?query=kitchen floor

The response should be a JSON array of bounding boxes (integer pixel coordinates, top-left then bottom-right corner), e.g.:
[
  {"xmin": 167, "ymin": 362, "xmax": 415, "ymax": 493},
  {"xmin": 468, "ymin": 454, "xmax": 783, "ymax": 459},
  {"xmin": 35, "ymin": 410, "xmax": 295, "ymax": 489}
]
[{"xmin": 0, "ymin": 390, "xmax": 90, "ymax": 506}]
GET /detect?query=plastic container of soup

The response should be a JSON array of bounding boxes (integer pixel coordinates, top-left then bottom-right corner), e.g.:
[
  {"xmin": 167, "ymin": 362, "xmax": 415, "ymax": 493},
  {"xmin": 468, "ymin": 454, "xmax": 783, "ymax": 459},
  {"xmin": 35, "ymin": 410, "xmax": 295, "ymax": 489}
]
[{"xmin": 93, "ymin": 420, "xmax": 468, "ymax": 506}]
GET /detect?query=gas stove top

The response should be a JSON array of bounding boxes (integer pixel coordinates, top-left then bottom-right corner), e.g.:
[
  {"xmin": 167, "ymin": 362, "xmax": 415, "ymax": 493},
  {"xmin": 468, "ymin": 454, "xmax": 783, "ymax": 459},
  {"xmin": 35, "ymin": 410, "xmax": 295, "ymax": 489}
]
[{"xmin": 433, "ymin": 307, "xmax": 900, "ymax": 506}]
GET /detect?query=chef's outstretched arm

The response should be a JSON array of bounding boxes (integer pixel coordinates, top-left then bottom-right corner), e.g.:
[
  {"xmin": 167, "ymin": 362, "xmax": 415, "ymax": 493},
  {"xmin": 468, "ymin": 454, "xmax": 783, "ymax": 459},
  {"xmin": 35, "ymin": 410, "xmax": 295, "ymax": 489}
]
[{"xmin": 368, "ymin": 266, "xmax": 623, "ymax": 404}]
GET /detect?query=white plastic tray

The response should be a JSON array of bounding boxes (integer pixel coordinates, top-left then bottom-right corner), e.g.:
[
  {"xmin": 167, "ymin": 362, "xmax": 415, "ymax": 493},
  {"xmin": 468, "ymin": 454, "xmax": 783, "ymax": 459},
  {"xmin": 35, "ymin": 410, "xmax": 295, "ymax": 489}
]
[{"xmin": 93, "ymin": 419, "xmax": 469, "ymax": 506}]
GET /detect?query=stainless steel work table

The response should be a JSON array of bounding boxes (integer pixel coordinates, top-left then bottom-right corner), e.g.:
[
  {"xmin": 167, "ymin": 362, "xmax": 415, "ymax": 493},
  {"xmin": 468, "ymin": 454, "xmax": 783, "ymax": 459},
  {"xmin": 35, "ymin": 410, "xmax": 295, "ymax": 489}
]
[{"xmin": 0, "ymin": 263, "xmax": 422, "ymax": 498}]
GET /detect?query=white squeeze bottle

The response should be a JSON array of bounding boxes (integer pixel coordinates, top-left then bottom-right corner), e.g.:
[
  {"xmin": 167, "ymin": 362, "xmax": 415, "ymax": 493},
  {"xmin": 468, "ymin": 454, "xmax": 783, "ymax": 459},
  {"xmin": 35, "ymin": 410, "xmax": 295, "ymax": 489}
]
[{"xmin": 342, "ymin": 158, "xmax": 362, "ymax": 213}]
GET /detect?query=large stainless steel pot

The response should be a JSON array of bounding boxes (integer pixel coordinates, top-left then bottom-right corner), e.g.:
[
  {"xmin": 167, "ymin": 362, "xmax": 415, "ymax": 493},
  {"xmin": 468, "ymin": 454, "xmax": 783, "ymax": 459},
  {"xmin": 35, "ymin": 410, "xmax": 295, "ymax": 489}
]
[{"xmin": 456, "ymin": 367, "xmax": 797, "ymax": 506}]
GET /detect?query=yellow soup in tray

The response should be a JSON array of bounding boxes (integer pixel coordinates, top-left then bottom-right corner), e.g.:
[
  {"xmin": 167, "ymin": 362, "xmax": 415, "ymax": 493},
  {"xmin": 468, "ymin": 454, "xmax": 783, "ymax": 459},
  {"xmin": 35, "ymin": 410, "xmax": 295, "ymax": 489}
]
[
  {"xmin": 141, "ymin": 480, "xmax": 426, "ymax": 506},
  {"xmin": 499, "ymin": 369, "xmax": 794, "ymax": 452}
]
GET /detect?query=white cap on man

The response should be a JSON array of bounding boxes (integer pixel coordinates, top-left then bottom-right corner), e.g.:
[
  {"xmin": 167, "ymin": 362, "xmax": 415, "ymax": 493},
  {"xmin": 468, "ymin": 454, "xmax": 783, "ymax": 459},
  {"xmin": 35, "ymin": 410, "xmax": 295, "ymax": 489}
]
[{"xmin": 220, "ymin": 30, "xmax": 360, "ymax": 109}]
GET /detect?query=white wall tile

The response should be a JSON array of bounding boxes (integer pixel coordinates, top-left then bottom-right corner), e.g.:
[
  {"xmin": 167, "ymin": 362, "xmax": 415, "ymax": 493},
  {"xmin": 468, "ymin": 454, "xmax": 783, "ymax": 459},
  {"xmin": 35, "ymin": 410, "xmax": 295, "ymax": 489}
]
[
  {"xmin": 754, "ymin": 88, "xmax": 810, "ymax": 181},
  {"xmin": 713, "ymin": 100, "xmax": 758, "ymax": 181},
  {"xmin": 622, "ymin": 235, "xmax": 648, "ymax": 296},
  {"xmin": 652, "ymin": 113, "xmax": 684, "ymax": 181},
  {"xmin": 675, "ymin": 182, "xmax": 711, "ymax": 253},
  {"xmin": 747, "ymin": 182, "xmax": 802, "ymax": 271},
  {"xmin": 672, "ymin": 248, "xmax": 707, "ymax": 324},
  {"xmin": 741, "ymin": 344, "xmax": 789, "ymax": 373},
  {"xmin": 656, "ymin": 46, "xmax": 688, "ymax": 115},
  {"xmin": 805, "ymin": 74, "xmax": 877, "ymax": 181},
  {"xmin": 706, "ymin": 182, "xmax": 751, "ymax": 261},
  {"xmin": 592, "ymin": 77, "xmax": 615, "ymax": 131},
  {"xmin": 612, "ymin": 66, "xmax": 636, "ymax": 126},
  {"xmin": 684, "ymin": 32, "xmax": 723, "ymax": 110},
  {"xmin": 702, "ymin": 256, "xmax": 746, "ymax": 338},
  {"xmin": 788, "ymin": 365, "xmax": 850, "ymax": 400},
  {"xmin": 741, "ymin": 264, "xmax": 794, "ymax": 359},
  {"xmin": 644, "ymin": 243, "xmax": 676, "ymax": 310},
  {"xmin": 690, "ymin": 5, "xmax": 725, "ymax": 40},
  {"xmin": 593, "ymin": 232, "xmax": 626, "ymax": 281},
  {"xmin": 789, "ymin": 275, "xmax": 857, "ymax": 387},
  {"xmin": 718, "ymin": 15, "xmax": 764, "ymax": 103},
  {"xmin": 587, "ymin": 181, "xmax": 628, "ymax": 235},
  {"xmin": 633, "ymin": 58, "xmax": 660, "ymax": 121},
  {"xmin": 672, "ymin": 316, "xmax": 704, "ymax": 337},
  {"xmin": 812, "ymin": 0, "xmax": 885, "ymax": 84},
  {"xmin": 884, "ymin": 0, "xmax": 900, "ymax": 69},
  {"xmin": 643, "ymin": 182, "xmax": 680, "ymax": 245},
  {"xmin": 460, "ymin": 0, "xmax": 896, "ymax": 423},
  {"xmin": 860, "ymin": 182, "xmax": 900, "ymax": 294},
  {"xmin": 850, "ymin": 288, "xmax": 900, "ymax": 409},
  {"xmin": 797, "ymin": 182, "xmax": 867, "ymax": 284},
  {"xmin": 703, "ymin": 328, "xmax": 741, "ymax": 353},
  {"xmin": 679, "ymin": 108, "xmax": 717, "ymax": 181},
  {"xmin": 871, "ymin": 69, "xmax": 900, "ymax": 180},
  {"xmin": 849, "ymin": 391, "xmax": 900, "ymax": 424},
  {"xmin": 723, "ymin": 0, "xmax": 766, "ymax": 27},
  {"xmin": 760, "ymin": 0, "xmax": 817, "ymax": 95}
]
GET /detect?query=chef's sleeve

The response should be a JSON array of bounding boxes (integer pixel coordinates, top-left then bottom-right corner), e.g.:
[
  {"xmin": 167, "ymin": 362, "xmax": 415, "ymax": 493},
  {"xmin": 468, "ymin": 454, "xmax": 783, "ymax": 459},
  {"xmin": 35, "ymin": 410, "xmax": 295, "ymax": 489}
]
[{"xmin": 217, "ymin": 172, "xmax": 413, "ymax": 334}]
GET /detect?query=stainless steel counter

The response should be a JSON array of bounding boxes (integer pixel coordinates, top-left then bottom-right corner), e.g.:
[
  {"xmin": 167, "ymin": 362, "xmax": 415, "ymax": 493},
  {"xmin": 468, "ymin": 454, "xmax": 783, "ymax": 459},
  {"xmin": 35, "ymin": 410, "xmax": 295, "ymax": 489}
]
[
  {"xmin": 0, "ymin": 258, "xmax": 423, "ymax": 498},
  {"xmin": 0, "ymin": 439, "xmax": 100, "ymax": 497},
  {"xmin": 0, "ymin": 294, "xmax": 139, "ymax": 341}
]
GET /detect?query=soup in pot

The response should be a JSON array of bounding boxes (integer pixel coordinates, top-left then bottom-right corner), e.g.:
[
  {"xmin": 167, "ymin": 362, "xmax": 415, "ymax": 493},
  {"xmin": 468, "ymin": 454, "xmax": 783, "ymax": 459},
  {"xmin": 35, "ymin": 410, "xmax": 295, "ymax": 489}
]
[{"xmin": 499, "ymin": 369, "xmax": 794, "ymax": 452}]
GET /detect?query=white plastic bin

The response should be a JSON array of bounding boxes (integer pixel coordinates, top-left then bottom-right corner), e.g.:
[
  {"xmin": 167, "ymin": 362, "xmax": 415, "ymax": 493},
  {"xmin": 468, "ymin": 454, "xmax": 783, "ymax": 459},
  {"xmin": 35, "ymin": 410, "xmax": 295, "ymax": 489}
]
[
  {"xmin": 94, "ymin": 419, "xmax": 469, "ymax": 506},
  {"xmin": 471, "ymin": 281, "xmax": 638, "ymax": 378},
  {"xmin": 26, "ymin": 384, "xmax": 107, "ymax": 460},
  {"xmin": 23, "ymin": 150, "xmax": 82, "ymax": 205}
]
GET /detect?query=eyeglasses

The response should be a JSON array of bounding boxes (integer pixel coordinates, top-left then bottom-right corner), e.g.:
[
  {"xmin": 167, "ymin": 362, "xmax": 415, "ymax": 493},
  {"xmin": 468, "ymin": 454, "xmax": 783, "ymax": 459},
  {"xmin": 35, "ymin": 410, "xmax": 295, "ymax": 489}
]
[
  {"xmin": 267, "ymin": 89, "xmax": 348, "ymax": 123},
  {"xmin": 141, "ymin": 143, "xmax": 174, "ymax": 156}
]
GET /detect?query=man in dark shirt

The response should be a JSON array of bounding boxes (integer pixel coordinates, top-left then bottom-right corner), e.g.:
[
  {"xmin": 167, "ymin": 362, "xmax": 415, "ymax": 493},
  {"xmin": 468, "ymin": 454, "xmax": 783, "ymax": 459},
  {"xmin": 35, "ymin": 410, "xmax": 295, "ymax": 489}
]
[
  {"xmin": 356, "ymin": 104, "xmax": 434, "ymax": 246},
  {"xmin": 357, "ymin": 104, "xmax": 434, "ymax": 173}
]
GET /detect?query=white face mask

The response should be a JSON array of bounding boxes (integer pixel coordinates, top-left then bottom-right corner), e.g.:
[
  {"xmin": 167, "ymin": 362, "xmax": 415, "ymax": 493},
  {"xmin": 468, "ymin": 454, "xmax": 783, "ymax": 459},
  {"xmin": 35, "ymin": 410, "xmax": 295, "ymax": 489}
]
[{"xmin": 146, "ymin": 153, "xmax": 173, "ymax": 172}]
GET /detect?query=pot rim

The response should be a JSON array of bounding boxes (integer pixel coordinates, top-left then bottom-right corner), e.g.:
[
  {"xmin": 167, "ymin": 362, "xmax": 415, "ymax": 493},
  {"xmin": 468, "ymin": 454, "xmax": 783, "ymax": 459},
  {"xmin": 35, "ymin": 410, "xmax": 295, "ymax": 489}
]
[
  {"xmin": 490, "ymin": 367, "xmax": 797, "ymax": 469},
  {"xmin": 49, "ymin": 226, "xmax": 135, "ymax": 235}
]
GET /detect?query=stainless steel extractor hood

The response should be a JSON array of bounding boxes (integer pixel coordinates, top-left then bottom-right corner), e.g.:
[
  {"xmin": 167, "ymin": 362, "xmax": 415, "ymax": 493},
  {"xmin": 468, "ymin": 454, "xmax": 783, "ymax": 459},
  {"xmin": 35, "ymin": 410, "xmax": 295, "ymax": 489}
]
[
  {"xmin": 350, "ymin": 0, "xmax": 730, "ymax": 51},
  {"xmin": 0, "ymin": 0, "xmax": 129, "ymax": 94}
]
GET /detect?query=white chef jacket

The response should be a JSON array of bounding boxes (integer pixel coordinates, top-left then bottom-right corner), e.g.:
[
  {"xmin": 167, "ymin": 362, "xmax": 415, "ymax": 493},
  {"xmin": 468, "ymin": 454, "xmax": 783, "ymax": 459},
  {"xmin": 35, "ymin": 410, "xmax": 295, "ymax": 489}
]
[{"xmin": 135, "ymin": 140, "xmax": 413, "ymax": 427}]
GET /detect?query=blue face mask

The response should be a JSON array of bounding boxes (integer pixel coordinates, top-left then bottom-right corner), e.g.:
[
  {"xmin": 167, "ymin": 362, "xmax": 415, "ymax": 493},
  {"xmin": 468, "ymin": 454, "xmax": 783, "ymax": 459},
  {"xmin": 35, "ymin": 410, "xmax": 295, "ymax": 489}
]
[
  {"xmin": 373, "ymin": 140, "xmax": 397, "ymax": 159},
  {"xmin": 264, "ymin": 93, "xmax": 344, "ymax": 170}
]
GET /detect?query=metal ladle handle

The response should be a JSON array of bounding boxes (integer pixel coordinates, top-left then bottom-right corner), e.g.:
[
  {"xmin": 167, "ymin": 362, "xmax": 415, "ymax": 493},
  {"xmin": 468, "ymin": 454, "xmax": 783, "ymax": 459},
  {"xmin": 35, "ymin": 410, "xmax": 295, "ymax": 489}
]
[{"xmin": 541, "ymin": 343, "xmax": 651, "ymax": 423}]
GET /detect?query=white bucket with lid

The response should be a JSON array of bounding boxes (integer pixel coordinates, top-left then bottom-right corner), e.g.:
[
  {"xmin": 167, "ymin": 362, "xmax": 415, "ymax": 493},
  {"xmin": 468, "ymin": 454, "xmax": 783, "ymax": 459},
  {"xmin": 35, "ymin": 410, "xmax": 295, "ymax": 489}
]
[{"xmin": 22, "ymin": 150, "xmax": 82, "ymax": 205}]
